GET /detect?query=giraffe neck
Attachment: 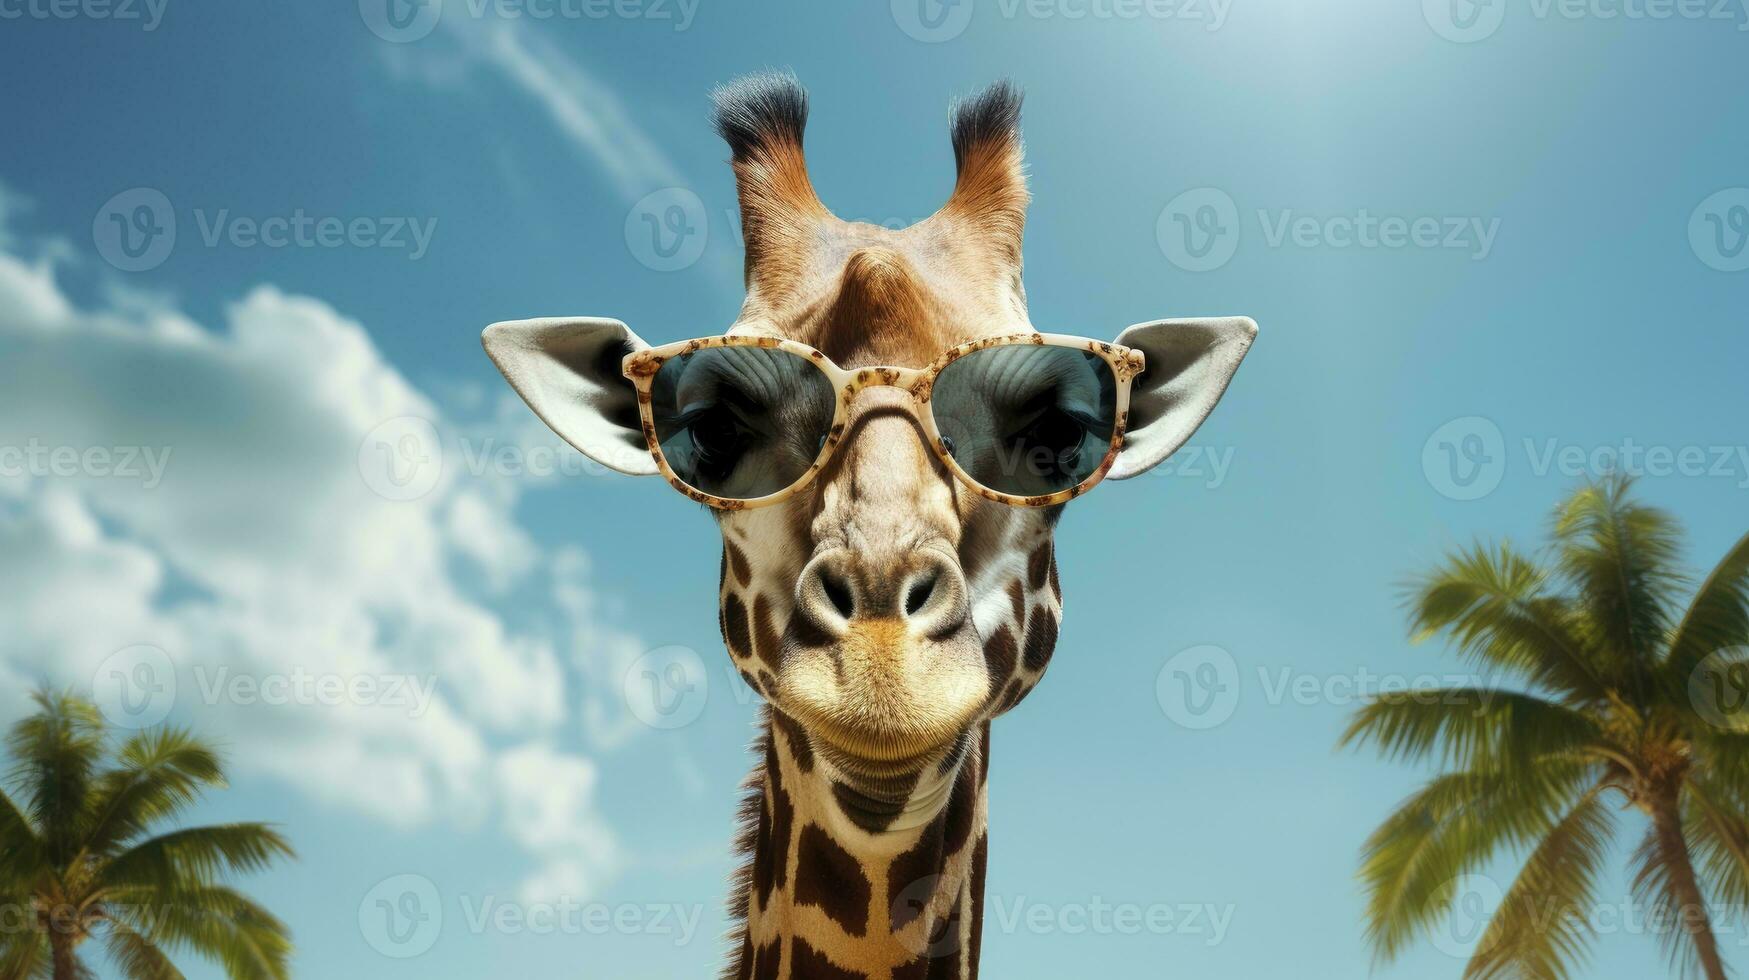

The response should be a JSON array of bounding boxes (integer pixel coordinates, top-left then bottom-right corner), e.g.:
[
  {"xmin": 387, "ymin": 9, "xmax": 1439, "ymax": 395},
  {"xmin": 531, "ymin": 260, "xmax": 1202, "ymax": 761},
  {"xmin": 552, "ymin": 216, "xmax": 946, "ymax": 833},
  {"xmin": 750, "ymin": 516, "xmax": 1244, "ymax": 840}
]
[{"xmin": 732, "ymin": 709, "xmax": 990, "ymax": 980}]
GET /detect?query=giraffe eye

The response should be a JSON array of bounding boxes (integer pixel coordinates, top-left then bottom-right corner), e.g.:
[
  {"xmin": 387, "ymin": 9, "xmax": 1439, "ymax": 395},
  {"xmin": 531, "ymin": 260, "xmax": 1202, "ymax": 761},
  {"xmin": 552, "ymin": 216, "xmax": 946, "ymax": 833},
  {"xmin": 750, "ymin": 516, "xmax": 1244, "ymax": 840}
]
[
  {"xmin": 684, "ymin": 405, "xmax": 756, "ymax": 480},
  {"xmin": 929, "ymin": 344, "xmax": 1118, "ymax": 498},
  {"xmin": 1008, "ymin": 405, "xmax": 1093, "ymax": 477},
  {"xmin": 648, "ymin": 345, "xmax": 837, "ymax": 499}
]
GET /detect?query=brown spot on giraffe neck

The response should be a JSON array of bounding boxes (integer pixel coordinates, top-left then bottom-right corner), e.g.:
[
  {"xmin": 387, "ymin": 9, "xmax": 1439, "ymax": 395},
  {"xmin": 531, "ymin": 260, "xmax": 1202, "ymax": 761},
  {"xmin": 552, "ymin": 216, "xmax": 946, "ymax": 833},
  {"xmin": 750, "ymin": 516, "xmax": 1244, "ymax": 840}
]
[
  {"xmin": 793, "ymin": 823, "xmax": 872, "ymax": 937},
  {"xmin": 727, "ymin": 542, "xmax": 754, "ymax": 587},
  {"xmin": 1004, "ymin": 580, "xmax": 1026, "ymax": 629},
  {"xmin": 754, "ymin": 593, "xmax": 784, "ymax": 670},
  {"xmin": 1026, "ymin": 542, "xmax": 1052, "ymax": 591},
  {"xmin": 732, "ymin": 709, "xmax": 991, "ymax": 979},
  {"xmin": 724, "ymin": 593, "xmax": 753, "ymax": 661},
  {"xmin": 1021, "ymin": 608, "xmax": 1058, "ymax": 673},
  {"xmin": 980, "ymin": 627, "xmax": 1016, "ymax": 692},
  {"xmin": 791, "ymin": 937, "xmax": 870, "ymax": 980}
]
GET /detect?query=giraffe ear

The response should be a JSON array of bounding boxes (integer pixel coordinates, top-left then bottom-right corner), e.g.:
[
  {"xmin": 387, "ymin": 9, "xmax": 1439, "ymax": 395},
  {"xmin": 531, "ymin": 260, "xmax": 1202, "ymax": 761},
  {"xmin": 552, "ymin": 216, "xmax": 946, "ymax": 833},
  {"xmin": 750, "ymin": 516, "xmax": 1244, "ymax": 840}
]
[
  {"xmin": 482, "ymin": 316, "xmax": 660, "ymax": 477},
  {"xmin": 1108, "ymin": 316, "xmax": 1257, "ymax": 481}
]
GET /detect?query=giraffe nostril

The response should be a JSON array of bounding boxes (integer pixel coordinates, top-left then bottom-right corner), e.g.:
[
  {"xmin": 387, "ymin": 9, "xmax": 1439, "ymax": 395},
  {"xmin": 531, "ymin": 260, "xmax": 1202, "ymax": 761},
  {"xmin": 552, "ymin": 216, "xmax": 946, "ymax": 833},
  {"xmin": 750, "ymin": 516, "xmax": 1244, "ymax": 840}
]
[
  {"xmin": 904, "ymin": 572, "xmax": 938, "ymax": 617},
  {"xmin": 821, "ymin": 568, "xmax": 856, "ymax": 620}
]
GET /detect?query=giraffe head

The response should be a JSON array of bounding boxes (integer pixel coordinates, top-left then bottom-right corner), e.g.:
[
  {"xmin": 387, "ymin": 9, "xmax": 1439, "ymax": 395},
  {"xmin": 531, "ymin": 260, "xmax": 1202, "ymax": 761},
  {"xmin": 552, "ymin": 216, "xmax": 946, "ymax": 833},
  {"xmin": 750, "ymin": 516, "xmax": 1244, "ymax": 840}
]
[{"xmin": 484, "ymin": 74, "xmax": 1254, "ymax": 796}]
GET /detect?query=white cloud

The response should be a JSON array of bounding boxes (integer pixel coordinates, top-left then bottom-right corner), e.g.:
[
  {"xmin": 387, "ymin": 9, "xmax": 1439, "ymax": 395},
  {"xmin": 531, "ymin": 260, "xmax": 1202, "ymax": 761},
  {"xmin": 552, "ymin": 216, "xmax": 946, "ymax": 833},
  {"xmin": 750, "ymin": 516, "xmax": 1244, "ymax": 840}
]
[
  {"xmin": 472, "ymin": 23, "xmax": 686, "ymax": 197},
  {"xmin": 382, "ymin": 18, "xmax": 684, "ymax": 199},
  {"xmin": 446, "ymin": 487, "xmax": 539, "ymax": 593},
  {"xmin": 0, "ymin": 198, "xmax": 630, "ymax": 900},
  {"xmin": 495, "ymin": 742, "xmax": 619, "ymax": 904}
]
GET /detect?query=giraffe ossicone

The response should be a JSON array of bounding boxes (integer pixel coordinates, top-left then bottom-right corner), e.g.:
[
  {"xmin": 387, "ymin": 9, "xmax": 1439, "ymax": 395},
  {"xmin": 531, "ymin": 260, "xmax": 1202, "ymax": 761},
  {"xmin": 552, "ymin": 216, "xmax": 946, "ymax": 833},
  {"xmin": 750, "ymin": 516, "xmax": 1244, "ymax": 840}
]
[{"xmin": 484, "ymin": 73, "xmax": 1256, "ymax": 980}]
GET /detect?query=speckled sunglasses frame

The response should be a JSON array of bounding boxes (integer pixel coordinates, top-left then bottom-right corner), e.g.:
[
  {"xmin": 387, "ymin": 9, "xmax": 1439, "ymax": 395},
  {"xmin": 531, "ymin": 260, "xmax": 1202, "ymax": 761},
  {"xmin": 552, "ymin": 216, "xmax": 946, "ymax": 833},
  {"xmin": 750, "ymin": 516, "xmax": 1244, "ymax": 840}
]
[{"xmin": 622, "ymin": 333, "xmax": 1145, "ymax": 511}]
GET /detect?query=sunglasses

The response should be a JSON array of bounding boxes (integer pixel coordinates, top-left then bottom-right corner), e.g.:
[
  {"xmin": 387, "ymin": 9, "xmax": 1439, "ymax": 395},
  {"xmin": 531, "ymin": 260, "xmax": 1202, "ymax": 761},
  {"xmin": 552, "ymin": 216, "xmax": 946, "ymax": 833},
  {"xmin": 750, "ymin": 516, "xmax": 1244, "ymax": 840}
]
[{"xmin": 622, "ymin": 333, "xmax": 1146, "ymax": 510}]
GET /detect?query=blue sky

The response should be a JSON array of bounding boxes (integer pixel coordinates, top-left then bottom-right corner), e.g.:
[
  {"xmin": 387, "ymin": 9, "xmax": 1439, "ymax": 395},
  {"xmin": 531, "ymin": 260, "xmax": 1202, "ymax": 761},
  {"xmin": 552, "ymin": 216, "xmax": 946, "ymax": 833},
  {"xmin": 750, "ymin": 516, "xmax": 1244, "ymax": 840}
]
[{"xmin": 1, "ymin": 1, "xmax": 1746, "ymax": 977}]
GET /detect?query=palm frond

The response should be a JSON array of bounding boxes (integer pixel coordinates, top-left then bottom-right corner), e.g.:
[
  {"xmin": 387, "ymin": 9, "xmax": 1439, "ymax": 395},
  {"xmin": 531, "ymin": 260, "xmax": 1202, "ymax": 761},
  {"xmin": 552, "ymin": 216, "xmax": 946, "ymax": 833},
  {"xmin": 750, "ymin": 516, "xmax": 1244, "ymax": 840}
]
[
  {"xmin": 1684, "ymin": 776, "xmax": 1749, "ymax": 915},
  {"xmin": 84, "ymin": 729, "xmax": 224, "ymax": 857},
  {"xmin": 1359, "ymin": 760, "xmax": 1599, "ymax": 964},
  {"xmin": 1665, "ymin": 529, "xmax": 1749, "ymax": 702},
  {"xmin": 1552, "ymin": 476, "xmax": 1684, "ymax": 682},
  {"xmin": 1340, "ymin": 688, "xmax": 1602, "ymax": 773},
  {"xmin": 1407, "ymin": 543, "xmax": 1611, "ymax": 704},
  {"xmin": 100, "ymin": 917, "xmax": 185, "ymax": 980},
  {"xmin": 0, "ymin": 910, "xmax": 50, "ymax": 980},
  {"xmin": 4, "ymin": 690, "xmax": 104, "ymax": 864},
  {"xmin": 1692, "ymin": 731, "xmax": 1749, "ymax": 806},
  {"xmin": 111, "ymin": 885, "xmax": 291, "ymax": 980},
  {"xmin": 1462, "ymin": 788, "xmax": 1616, "ymax": 980},
  {"xmin": 0, "ymin": 785, "xmax": 44, "ymax": 888},
  {"xmin": 100, "ymin": 825, "xmax": 293, "ymax": 895}
]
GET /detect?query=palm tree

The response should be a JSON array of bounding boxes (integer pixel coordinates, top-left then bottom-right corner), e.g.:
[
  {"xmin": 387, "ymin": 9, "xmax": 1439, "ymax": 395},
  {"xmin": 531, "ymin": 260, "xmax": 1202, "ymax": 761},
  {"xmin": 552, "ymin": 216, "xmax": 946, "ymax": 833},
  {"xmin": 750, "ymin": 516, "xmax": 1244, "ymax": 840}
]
[
  {"xmin": 1342, "ymin": 477, "xmax": 1749, "ymax": 979},
  {"xmin": 0, "ymin": 689, "xmax": 294, "ymax": 980}
]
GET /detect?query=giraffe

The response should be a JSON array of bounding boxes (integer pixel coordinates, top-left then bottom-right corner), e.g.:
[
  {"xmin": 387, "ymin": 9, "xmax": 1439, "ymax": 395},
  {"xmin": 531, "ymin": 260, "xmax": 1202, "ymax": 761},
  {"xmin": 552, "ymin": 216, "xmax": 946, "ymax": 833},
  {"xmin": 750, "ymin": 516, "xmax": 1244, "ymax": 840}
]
[{"xmin": 483, "ymin": 73, "xmax": 1256, "ymax": 979}]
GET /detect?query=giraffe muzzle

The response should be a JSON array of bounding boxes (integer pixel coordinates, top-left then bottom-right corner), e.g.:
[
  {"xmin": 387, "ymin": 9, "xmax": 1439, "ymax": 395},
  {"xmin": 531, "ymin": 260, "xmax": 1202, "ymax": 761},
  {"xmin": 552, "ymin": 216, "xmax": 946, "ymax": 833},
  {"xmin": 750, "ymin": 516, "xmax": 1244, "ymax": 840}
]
[
  {"xmin": 794, "ymin": 546, "xmax": 968, "ymax": 641},
  {"xmin": 780, "ymin": 545, "xmax": 989, "ymax": 760}
]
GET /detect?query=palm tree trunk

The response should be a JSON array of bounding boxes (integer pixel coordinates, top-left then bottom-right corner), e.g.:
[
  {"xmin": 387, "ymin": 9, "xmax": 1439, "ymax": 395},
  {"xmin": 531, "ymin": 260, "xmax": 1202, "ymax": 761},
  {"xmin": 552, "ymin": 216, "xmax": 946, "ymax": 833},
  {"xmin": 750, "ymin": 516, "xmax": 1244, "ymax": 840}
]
[
  {"xmin": 47, "ymin": 927, "xmax": 75, "ymax": 980},
  {"xmin": 1650, "ymin": 788, "xmax": 1728, "ymax": 980}
]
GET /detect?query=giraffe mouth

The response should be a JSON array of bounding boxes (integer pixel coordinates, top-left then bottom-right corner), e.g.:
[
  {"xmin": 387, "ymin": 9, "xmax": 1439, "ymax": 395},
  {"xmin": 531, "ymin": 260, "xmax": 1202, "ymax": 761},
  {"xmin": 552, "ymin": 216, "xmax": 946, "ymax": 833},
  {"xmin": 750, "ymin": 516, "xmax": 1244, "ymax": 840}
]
[
  {"xmin": 782, "ymin": 709, "xmax": 966, "ymax": 767},
  {"xmin": 774, "ymin": 563, "xmax": 991, "ymax": 763},
  {"xmin": 806, "ymin": 723, "xmax": 971, "ymax": 833}
]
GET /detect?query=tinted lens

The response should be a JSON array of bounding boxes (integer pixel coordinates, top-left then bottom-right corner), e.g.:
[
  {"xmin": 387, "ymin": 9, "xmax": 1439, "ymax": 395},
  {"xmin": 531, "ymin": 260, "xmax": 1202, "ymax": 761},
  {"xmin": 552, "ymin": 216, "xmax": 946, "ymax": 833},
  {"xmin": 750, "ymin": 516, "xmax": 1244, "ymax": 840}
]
[
  {"xmin": 649, "ymin": 345, "xmax": 836, "ymax": 500},
  {"xmin": 930, "ymin": 345, "xmax": 1118, "ymax": 498}
]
